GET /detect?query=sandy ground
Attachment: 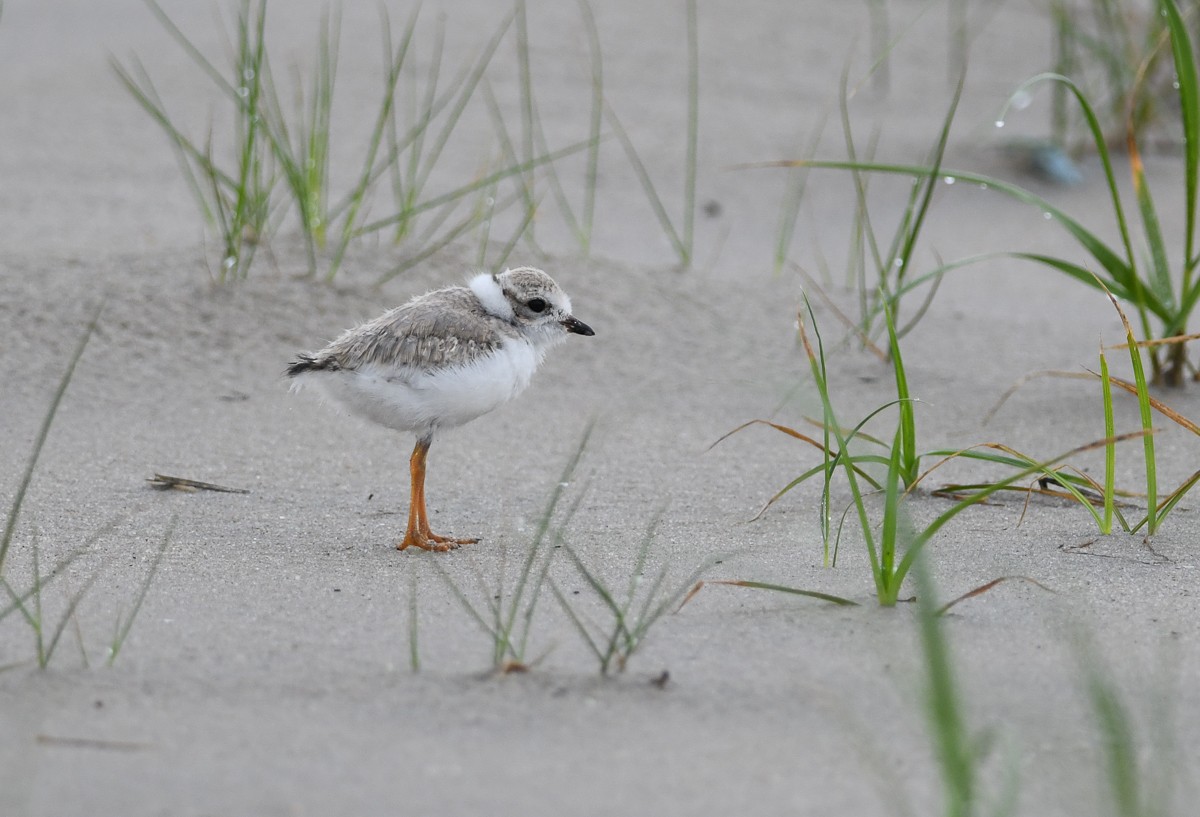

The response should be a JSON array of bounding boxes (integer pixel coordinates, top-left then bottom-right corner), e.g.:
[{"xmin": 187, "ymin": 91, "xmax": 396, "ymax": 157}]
[{"xmin": 2, "ymin": 0, "xmax": 1199, "ymax": 815}]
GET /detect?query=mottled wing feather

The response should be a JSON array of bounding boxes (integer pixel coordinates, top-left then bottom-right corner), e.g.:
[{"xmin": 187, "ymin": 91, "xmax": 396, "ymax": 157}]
[{"xmin": 301, "ymin": 287, "xmax": 512, "ymax": 375}]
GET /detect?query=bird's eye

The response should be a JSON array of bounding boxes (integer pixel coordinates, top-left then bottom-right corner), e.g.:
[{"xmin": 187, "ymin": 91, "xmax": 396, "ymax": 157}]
[{"xmin": 527, "ymin": 297, "xmax": 548, "ymax": 313}]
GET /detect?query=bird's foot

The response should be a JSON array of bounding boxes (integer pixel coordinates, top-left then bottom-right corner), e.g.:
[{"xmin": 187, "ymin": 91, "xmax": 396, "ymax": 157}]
[
  {"xmin": 429, "ymin": 532, "xmax": 479, "ymax": 546},
  {"xmin": 397, "ymin": 532, "xmax": 479, "ymax": 552}
]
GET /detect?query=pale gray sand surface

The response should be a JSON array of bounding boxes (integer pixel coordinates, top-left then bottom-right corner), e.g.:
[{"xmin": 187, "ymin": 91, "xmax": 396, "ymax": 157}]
[{"xmin": 2, "ymin": 2, "xmax": 1199, "ymax": 816}]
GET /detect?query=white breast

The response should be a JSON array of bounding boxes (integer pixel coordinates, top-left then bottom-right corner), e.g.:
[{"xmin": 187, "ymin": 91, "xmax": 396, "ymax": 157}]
[{"xmin": 302, "ymin": 339, "xmax": 545, "ymax": 436}]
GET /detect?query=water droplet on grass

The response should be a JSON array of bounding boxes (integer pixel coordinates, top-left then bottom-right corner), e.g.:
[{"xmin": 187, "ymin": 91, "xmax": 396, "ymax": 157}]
[
  {"xmin": 943, "ymin": 176, "xmax": 955, "ymax": 185},
  {"xmin": 994, "ymin": 119, "xmax": 1005, "ymax": 129}
]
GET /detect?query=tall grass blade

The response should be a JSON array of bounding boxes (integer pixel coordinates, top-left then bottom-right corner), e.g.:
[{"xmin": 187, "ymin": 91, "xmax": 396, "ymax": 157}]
[
  {"xmin": 1108, "ymin": 289, "xmax": 1159, "ymax": 532},
  {"xmin": 1162, "ymin": 0, "xmax": 1198, "ymax": 277},
  {"xmin": 682, "ymin": 0, "xmax": 698, "ymax": 265},
  {"xmin": 603, "ymin": 101, "xmax": 688, "ymax": 264},
  {"xmin": 1, "ymin": 302, "xmax": 103, "ymax": 574},
  {"xmin": 360, "ymin": 137, "xmax": 590, "ymax": 239},
  {"xmin": 108, "ymin": 515, "xmax": 175, "ymax": 665},
  {"xmin": 883, "ymin": 300, "xmax": 917, "ymax": 485},
  {"xmin": 577, "ymin": 0, "xmax": 603, "ymax": 256},
  {"xmin": 1099, "ymin": 343, "xmax": 1116, "ymax": 534},
  {"xmin": 513, "ymin": 1, "xmax": 538, "ymax": 247},
  {"xmin": 913, "ymin": 561, "xmax": 980, "ymax": 817},
  {"xmin": 39, "ymin": 555, "xmax": 104, "ymax": 670}
]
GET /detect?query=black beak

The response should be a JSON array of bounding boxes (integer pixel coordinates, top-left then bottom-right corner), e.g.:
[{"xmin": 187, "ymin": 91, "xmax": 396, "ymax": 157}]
[{"xmin": 561, "ymin": 315, "xmax": 595, "ymax": 336}]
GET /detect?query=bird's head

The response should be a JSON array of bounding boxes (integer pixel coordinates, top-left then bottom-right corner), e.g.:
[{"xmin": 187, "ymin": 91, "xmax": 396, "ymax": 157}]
[{"xmin": 470, "ymin": 267, "xmax": 594, "ymax": 345}]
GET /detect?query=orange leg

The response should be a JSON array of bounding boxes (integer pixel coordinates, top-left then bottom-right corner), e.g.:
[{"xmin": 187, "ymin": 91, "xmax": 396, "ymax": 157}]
[{"xmin": 397, "ymin": 437, "xmax": 478, "ymax": 552}]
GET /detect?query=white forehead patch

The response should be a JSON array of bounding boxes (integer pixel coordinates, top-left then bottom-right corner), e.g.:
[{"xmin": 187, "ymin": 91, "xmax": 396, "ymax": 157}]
[{"xmin": 469, "ymin": 273, "xmax": 515, "ymax": 321}]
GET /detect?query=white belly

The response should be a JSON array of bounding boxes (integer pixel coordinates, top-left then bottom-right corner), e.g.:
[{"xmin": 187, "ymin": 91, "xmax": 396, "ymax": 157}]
[{"xmin": 299, "ymin": 340, "xmax": 544, "ymax": 436}]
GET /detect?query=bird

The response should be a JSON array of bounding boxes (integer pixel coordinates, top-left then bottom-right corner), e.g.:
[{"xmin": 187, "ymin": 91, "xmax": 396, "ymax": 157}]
[{"xmin": 286, "ymin": 266, "xmax": 594, "ymax": 552}]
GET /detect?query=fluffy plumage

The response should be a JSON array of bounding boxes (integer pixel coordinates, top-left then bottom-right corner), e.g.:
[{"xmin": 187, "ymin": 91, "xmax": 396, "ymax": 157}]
[{"xmin": 287, "ymin": 266, "xmax": 593, "ymax": 551}]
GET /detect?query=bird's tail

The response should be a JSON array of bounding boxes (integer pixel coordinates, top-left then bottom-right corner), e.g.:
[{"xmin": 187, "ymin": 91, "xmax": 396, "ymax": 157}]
[{"xmin": 285, "ymin": 354, "xmax": 336, "ymax": 378}]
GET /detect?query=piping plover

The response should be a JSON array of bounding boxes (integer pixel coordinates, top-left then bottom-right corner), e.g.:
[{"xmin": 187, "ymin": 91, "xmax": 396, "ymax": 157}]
[{"xmin": 287, "ymin": 267, "xmax": 594, "ymax": 552}]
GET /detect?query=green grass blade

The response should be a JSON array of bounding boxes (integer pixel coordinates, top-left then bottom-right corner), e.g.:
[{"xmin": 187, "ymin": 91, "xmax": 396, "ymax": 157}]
[
  {"xmin": 1121, "ymin": 310, "xmax": 1158, "ymax": 533},
  {"xmin": 500, "ymin": 422, "xmax": 594, "ymax": 660},
  {"xmin": 889, "ymin": 74, "xmax": 964, "ymax": 306},
  {"xmin": 799, "ymin": 299, "xmax": 882, "ymax": 584},
  {"xmin": 603, "ymin": 100, "xmax": 688, "ymax": 265},
  {"xmin": 412, "ymin": 11, "xmax": 515, "ymax": 197},
  {"xmin": 42, "ymin": 563, "xmax": 105, "ymax": 669},
  {"xmin": 379, "ymin": 194, "xmax": 507, "ymax": 283},
  {"xmin": 489, "ymin": 193, "xmax": 542, "ymax": 272},
  {"xmin": 1136, "ymin": 469, "xmax": 1200, "ymax": 532},
  {"xmin": 1162, "ymin": 0, "xmax": 1198, "ymax": 275},
  {"xmin": 895, "ymin": 432, "xmax": 1147, "ymax": 588},
  {"xmin": 1129, "ymin": 144, "xmax": 1176, "ymax": 316},
  {"xmin": 549, "ymin": 579, "xmax": 607, "ymax": 666},
  {"xmin": 1, "ymin": 302, "xmax": 103, "ymax": 573},
  {"xmin": 427, "ymin": 555, "xmax": 500, "ymax": 643},
  {"xmin": 1000, "ymin": 73, "xmax": 1140, "ymax": 281},
  {"xmin": 776, "ymin": 160, "xmax": 1155, "ymax": 316},
  {"xmin": 576, "ymin": 0, "xmax": 603, "ymax": 255},
  {"xmin": 360, "ymin": 137, "xmax": 591, "ymax": 239},
  {"xmin": 108, "ymin": 515, "xmax": 175, "ymax": 665},
  {"xmin": 912, "ymin": 561, "xmax": 977, "ymax": 817},
  {"xmin": 700, "ymin": 580, "xmax": 858, "ymax": 607},
  {"xmin": 879, "ymin": 427, "xmax": 904, "ymax": 600},
  {"xmin": 479, "ymin": 79, "xmax": 541, "ymax": 248},
  {"xmin": 1011, "ymin": 253, "xmax": 1150, "ymax": 310},
  {"xmin": 883, "ymin": 299, "xmax": 918, "ymax": 485},
  {"xmin": 141, "ymin": 0, "xmax": 240, "ymax": 100},
  {"xmin": 1100, "ymin": 344, "xmax": 1116, "ymax": 534}
]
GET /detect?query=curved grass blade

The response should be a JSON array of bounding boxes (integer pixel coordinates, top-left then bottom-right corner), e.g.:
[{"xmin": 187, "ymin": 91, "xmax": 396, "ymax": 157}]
[
  {"xmin": 680, "ymin": 579, "xmax": 858, "ymax": 608},
  {"xmin": 935, "ymin": 575, "xmax": 1056, "ymax": 616}
]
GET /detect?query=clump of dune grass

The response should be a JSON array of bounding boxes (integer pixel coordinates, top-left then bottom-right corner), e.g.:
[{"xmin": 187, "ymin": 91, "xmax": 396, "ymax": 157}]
[
  {"xmin": 977, "ymin": 282, "xmax": 1200, "ymax": 537},
  {"xmin": 1, "ymin": 305, "xmax": 104, "ymax": 668},
  {"xmin": 709, "ymin": 299, "xmax": 1142, "ymax": 606},
  {"xmin": 423, "ymin": 423, "xmax": 593, "ymax": 673},
  {"xmin": 115, "ymin": 0, "xmax": 592, "ymax": 282},
  {"xmin": 769, "ymin": 53, "xmax": 959, "ymax": 350},
  {"xmin": 550, "ymin": 510, "xmax": 717, "ymax": 675},
  {"xmin": 775, "ymin": 0, "xmax": 1200, "ymax": 386},
  {"xmin": 1, "ymin": 305, "xmax": 176, "ymax": 670},
  {"xmin": 1048, "ymin": 0, "xmax": 1190, "ymax": 155},
  {"xmin": 112, "ymin": 0, "xmax": 274, "ymax": 282}
]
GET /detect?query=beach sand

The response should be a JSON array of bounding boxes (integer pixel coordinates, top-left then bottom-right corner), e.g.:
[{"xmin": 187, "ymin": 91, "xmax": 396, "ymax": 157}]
[{"xmin": 2, "ymin": 1, "xmax": 1198, "ymax": 814}]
